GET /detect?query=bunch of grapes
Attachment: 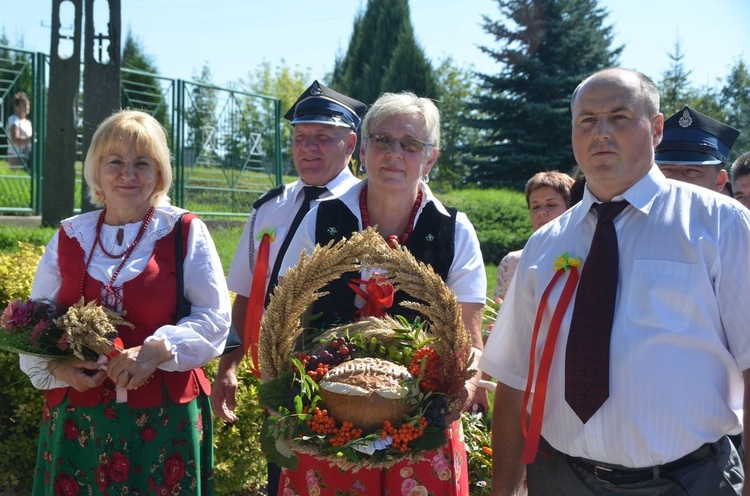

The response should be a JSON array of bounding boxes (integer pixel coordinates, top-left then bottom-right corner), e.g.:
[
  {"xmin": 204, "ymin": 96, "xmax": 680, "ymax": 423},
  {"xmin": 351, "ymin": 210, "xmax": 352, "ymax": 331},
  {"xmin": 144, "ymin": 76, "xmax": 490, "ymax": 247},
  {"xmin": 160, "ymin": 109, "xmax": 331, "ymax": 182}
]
[
  {"xmin": 296, "ymin": 336, "xmax": 359, "ymax": 381},
  {"xmin": 381, "ymin": 417, "xmax": 429, "ymax": 452},
  {"xmin": 349, "ymin": 335, "xmax": 414, "ymax": 366},
  {"xmin": 408, "ymin": 347, "xmax": 442, "ymax": 391},
  {"xmin": 422, "ymin": 394, "xmax": 448, "ymax": 431}
]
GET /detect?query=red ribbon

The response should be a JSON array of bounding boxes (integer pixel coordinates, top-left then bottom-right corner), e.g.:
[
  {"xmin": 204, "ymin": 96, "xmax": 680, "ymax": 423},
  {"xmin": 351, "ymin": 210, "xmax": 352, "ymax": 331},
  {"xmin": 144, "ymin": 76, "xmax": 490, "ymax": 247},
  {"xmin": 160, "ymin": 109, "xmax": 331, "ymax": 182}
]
[
  {"xmin": 520, "ymin": 266, "xmax": 580, "ymax": 464},
  {"xmin": 106, "ymin": 337, "xmax": 124, "ymax": 359},
  {"xmin": 348, "ymin": 276, "xmax": 395, "ymax": 318},
  {"xmin": 244, "ymin": 233, "xmax": 271, "ymax": 378}
]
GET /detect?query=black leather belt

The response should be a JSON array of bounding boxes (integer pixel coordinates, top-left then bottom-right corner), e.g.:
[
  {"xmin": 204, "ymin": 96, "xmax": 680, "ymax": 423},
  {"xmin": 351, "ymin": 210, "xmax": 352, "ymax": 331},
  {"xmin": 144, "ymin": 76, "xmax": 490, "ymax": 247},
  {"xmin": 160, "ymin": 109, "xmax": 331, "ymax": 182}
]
[{"xmin": 569, "ymin": 440, "xmax": 720, "ymax": 486}]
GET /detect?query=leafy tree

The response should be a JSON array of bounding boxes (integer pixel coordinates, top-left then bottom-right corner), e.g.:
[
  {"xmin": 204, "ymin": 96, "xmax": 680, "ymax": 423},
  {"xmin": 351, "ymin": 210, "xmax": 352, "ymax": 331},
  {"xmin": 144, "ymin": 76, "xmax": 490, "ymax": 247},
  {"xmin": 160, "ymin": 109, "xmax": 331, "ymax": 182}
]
[
  {"xmin": 240, "ymin": 60, "xmax": 310, "ymax": 174},
  {"xmin": 331, "ymin": 0, "xmax": 439, "ymax": 105},
  {"xmin": 684, "ymin": 85, "xmax": 725, "ymax": 123},
  {"xmin": 0, "ymin": 33, "xmax": 33, "ymax": 131},
  {"xmin": 658, "ymin": 39, "xmax": 697, "ymax": 118},
  {"xmin": 721, "ymin": 58, "xmax": 750, "ymax": 163},
  {"xmin": 121, "ymin": 31, "xmax": 169, "ymax": 128},
  {"xmin": 433, "ymin": 57, "xmax": 485, "ymax": 189},
  {"xmin": 185, "ymin": 63, "xmax": 217, "ymax": 157},
  {"xmin": 466, "ymin": 0, "xmax": 621, "ymax": 187}
]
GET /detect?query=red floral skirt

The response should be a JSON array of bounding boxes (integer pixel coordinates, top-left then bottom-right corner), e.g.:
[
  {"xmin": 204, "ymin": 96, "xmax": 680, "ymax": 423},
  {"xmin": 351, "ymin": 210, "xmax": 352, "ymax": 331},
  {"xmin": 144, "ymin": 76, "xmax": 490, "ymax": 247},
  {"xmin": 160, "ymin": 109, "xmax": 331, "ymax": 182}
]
[
  {"xmin": 278, "ymin": 420, "xmax": 469, "ymax": 495},
  {"xmin": 33, "ymin": 382, "xmax": 215, "ymax": 496}
]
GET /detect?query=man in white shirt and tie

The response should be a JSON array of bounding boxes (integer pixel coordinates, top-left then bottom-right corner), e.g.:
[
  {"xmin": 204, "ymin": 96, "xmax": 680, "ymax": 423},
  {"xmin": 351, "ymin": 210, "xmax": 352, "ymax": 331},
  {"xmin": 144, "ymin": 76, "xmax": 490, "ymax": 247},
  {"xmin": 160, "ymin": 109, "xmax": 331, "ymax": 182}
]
[
  {"xmin": 481, "ymin": 68, "xmax": 750, "ymax": 495},
  {"xmin": 211, "ymin": 80, "xmax": 365, "ymax": 496}
]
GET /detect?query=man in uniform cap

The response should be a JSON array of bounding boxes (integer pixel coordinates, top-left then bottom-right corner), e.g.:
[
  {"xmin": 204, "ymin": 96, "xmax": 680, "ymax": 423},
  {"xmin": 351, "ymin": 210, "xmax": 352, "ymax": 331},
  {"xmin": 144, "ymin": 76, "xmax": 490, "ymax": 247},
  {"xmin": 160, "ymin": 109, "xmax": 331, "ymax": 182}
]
[
  {"xmin": 211, "ymin": 80, "xmax": 365, "ymax": 495},
  {"xmin": 656, "ymin": 106, "xmax": 740, "ymax": 192}
]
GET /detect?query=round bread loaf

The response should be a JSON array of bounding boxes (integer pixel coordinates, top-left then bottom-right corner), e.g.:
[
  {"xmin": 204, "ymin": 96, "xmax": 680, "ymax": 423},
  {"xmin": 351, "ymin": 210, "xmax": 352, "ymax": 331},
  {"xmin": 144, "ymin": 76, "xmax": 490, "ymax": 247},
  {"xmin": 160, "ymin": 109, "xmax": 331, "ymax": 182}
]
[{"xmin": 318, "ymin": 357, "xmax": 412, "ymax": 429}]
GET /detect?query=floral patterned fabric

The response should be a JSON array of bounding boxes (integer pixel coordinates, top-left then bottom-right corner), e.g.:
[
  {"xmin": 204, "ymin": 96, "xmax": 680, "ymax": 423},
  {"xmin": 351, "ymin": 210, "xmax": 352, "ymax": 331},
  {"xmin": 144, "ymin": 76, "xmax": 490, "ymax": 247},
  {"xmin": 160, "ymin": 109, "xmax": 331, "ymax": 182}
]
[
  {"xmin": 493, "ymin": 249, "xmax": 522, "ymax": 302},
  {"xmin": 278, "ymin": 421, "xmax": 468, "ymax": 496},
  {"xmin": 33, "ymin": 383, "xmax": 215, "ymax": 496}
]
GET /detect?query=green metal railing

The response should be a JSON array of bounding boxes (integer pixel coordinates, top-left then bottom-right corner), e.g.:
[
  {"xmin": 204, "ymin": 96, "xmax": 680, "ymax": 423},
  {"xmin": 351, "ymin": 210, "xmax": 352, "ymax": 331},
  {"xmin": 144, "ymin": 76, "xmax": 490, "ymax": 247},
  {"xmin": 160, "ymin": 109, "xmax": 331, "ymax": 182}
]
[{"xmin": 0, "ymin": 45, "xmax": 283, "ymax": 217}]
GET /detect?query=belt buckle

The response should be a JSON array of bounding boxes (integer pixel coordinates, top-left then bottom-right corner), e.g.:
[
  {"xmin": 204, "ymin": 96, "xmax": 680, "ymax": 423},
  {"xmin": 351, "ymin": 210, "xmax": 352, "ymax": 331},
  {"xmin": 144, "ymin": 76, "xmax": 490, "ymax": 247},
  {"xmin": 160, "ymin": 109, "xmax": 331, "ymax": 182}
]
[{"xmin": 594, "ymin": 465, "xmax": 614, "ymax": 483}]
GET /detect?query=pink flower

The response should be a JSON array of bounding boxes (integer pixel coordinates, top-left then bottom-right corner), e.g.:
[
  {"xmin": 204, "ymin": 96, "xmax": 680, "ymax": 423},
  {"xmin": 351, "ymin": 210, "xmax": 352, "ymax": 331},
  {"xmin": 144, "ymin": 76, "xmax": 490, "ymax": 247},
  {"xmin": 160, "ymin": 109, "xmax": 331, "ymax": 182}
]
[
  {"xmin": 431, "ymin": 453, "xmax": 449, "ymax": 473},
  {"xmin": 1, "ymin": 301, "xmax": 17, "ymax": 332},
  {"xmin": 1, "ymin": 299, "xmax": 32, "ymax": 333},
  {"xmin": 401, "ymin": 478, "xmax": 418, "ymax": 496},
  {"xmin": 305, "ymin": 469, "xmax": 319, "ymax": 489}
]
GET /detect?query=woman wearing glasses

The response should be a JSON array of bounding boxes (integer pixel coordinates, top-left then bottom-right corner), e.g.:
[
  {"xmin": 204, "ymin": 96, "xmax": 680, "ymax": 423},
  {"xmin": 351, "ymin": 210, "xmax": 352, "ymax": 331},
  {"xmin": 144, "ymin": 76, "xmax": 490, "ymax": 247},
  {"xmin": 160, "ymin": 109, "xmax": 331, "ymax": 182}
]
[{"xmin": 278, "ymin": 92, "xmax": 487, "ymax": 495}]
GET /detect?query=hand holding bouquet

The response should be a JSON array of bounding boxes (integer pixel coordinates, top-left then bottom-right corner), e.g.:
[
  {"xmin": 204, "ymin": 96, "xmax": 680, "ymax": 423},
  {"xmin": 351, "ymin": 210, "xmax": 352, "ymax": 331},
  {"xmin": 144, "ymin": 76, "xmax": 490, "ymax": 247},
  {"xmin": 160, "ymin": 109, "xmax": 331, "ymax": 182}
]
[{"xmin": 1, "ymin": 297, "xmax": 132, "ymax": 360}]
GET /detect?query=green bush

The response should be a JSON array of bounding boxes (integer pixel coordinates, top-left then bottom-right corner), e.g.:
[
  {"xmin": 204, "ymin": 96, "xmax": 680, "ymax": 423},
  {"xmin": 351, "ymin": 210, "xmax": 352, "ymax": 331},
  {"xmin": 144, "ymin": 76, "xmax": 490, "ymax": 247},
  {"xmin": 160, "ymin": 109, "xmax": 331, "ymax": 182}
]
[
  {"xmin": 436, "ymin": 188, "xmax": 532, "ymax": 265},
  {"xmin": 0, "ymin": 226, "xmax": 57, "ymax": 252},
  {"xmin": 0, "ymin": 244, "xmax": 45, "ymax": 493},
  {"xmin": 205, "ymin": 360, "xmax": 268, "ymax": 495}
]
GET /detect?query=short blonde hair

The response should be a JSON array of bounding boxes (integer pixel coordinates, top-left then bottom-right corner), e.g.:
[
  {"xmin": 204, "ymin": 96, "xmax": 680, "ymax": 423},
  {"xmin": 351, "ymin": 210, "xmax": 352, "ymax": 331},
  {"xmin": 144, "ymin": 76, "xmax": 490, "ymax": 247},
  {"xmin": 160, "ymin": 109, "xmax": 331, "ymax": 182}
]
[
  {"xmin": 361, "ymin": 92, "xmax": 441, "ymax": 149},
  {"xmin": 83, "ymin": 109, "xmax": 172, "ymax": 207},
  {"xmin": 524, "ymin": 171, "xmax": 575, "ymax": 208}
]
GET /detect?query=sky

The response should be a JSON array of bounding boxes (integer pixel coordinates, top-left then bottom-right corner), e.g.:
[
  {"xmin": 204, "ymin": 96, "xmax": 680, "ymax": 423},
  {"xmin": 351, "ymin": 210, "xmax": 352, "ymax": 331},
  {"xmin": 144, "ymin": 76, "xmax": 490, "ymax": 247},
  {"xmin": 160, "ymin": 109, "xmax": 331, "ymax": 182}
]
[{"xmin": 2, "ymin": 0, "xmax": 749, "ymax": 92}]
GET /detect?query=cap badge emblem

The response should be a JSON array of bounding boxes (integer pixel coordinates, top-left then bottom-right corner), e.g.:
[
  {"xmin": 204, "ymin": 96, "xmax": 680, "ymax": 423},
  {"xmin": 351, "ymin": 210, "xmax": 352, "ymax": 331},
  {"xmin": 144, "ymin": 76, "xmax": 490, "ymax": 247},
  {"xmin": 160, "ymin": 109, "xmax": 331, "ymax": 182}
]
[
  {"xmin": 310, "ymin": 83, "xmax": 323, "ymax": 96},
  {"xmin": 678, "ymin": 109, "xmax": 693, "ymax": 128},
  {"xmin": 327, "ymin": 227, "xmax": 338, "ymax": 236}
]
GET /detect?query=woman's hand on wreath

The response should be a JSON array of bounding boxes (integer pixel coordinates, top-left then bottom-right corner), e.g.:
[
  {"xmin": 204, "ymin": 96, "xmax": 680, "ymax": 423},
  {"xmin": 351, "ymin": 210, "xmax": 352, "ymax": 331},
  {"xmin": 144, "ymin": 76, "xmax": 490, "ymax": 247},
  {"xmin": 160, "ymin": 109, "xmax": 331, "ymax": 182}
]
[{"xmin": 444, "ymin": 371, "xmax": 482, "ymax": 424}]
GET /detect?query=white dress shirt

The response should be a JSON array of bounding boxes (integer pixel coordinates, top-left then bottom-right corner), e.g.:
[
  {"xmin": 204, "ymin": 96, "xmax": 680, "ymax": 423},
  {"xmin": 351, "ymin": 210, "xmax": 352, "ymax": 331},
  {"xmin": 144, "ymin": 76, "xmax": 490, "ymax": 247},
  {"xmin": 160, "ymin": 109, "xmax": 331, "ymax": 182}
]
[
  {"xmin": 20, "ymin": 206, "xmax": 231, "ymax": 389},
  {"xmin": 480, "ymin": 165, "xmax": 750, "ymax": 467},
  {"xmin": 226, "ymin": 167, "xmax": 359, "ymax": 296},
  {"xmin": 279, "ymin": 180, "xmax": 487, "ymax": 304}
]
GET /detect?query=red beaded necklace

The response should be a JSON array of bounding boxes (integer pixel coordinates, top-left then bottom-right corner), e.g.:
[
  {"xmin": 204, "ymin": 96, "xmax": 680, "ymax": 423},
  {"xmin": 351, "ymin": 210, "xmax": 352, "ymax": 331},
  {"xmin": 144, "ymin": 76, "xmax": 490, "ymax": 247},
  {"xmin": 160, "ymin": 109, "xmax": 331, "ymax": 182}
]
[
  {"xmin": 359, "ymin": 185, "xmax": 422, "ymax": 249},
  {"xmin": 80, "ymin": 206, "xmax": 156, "ymax": 305}
]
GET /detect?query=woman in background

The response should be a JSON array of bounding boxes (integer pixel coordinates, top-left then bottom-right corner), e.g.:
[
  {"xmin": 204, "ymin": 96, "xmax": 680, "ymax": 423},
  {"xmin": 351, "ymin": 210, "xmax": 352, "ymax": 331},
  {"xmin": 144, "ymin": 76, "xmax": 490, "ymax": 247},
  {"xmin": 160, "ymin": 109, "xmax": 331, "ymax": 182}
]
[
  {"xmin": 6, "ymin": 91, "xmax": 32, "ymax": 170},
  {"xmin": 493, "ymin": 171, "xmax": 575, "ymax": 302}
]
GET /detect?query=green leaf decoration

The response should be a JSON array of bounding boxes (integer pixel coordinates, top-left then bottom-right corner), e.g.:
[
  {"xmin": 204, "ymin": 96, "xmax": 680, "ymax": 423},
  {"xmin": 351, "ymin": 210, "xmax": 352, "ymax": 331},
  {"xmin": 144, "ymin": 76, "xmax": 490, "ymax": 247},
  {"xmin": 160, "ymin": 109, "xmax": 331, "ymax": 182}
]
[
  {"xmin": 258, "ymin": 371, "xmax": 294, "ymax": 411},
  {"xmin": 260, "ymin": 416, "xmax": 299, "ymax": 470}
]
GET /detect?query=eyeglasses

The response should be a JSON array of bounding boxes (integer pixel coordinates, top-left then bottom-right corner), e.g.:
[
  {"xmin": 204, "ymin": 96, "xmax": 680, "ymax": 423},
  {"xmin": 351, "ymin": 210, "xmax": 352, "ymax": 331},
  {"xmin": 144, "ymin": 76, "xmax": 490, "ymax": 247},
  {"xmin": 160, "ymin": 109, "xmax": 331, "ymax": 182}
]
[{"xmin": 366, "ymin": 134, "xmax": 433, "ymax": 153}]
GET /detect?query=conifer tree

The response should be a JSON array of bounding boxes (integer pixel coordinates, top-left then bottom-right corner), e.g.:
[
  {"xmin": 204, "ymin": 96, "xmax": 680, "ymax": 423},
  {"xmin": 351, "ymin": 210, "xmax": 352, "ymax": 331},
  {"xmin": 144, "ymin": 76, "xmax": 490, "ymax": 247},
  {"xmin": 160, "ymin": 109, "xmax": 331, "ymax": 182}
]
[
  {"xmin": 721, "ymin": 59, "xmax": 750, "ymax": 164},
  {"xmin": 466, "ymin": 0, "xmax": 621, "ymax": 187},
  {"xmin": 331, "ymin": 0, "xmax": 439, "ymax": 105},
  {"xmin": 121, "ymin": 31, "xmax": 169, "ymax": 127},
  {"xmin": 659, "ymin": 39, "xmax": 696, "ymax": 118}
]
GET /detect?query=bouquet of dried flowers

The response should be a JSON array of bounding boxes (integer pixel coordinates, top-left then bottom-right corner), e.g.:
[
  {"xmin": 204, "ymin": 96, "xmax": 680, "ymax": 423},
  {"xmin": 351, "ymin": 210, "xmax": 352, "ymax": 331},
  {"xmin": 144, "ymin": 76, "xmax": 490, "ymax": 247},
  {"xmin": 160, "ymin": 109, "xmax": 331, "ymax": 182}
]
[{"xmin": 0, "ymin": 297, "xmax": 133, "ymax": 360}]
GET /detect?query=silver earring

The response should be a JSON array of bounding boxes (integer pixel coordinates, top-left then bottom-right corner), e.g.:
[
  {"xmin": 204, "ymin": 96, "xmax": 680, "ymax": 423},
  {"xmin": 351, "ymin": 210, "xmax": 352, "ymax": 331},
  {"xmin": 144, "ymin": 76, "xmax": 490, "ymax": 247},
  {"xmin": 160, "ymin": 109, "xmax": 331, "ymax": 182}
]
[
  {"xmin": 422, "ymin": 173, "xmax": 430, "ymax": 184},
  {"xmin": 359, "ymin": 163, "xmax": 367, "ymax": 174}
]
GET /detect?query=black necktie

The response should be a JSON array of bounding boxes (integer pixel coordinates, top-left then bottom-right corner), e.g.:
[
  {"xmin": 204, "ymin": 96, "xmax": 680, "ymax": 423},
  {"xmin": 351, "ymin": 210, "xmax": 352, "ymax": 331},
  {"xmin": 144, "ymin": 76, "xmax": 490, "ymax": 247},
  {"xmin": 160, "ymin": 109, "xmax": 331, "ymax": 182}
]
[
  {"xmin": 565, "ymin": 200, "xmax": 629, "ymax": 423},
  {"xmin": 265, "ymin": 186, "xmax": 326, "ymax": 305}
]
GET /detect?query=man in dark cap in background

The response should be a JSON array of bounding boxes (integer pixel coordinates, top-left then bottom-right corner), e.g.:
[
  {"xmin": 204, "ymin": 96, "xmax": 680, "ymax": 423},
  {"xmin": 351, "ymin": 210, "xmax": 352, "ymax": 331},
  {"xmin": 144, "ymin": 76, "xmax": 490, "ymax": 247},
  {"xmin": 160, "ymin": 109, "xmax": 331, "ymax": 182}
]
[
  {"xmin": 656, "ymin": 106, "xmax": 740, "ymax": 192},
  {"xmin": 211, "ymin": 80, "xmax": 365, "ymax": 495}
]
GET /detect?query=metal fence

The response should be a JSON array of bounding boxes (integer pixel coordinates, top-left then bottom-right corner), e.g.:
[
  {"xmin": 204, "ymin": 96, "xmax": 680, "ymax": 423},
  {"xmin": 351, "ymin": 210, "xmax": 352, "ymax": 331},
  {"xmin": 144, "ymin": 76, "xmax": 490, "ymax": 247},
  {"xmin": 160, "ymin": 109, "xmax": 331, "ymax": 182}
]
[{"xmin": 0, "ymin": 45, "xmax": 283, "ymax": 216}]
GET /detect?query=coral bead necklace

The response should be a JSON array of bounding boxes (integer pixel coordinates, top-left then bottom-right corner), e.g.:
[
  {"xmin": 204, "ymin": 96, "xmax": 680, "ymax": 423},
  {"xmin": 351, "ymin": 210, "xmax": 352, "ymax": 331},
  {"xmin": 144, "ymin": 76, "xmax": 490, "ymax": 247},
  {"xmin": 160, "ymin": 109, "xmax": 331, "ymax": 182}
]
[
  {"xmin": 359, "ymin": 185, "xmax": 422, "ymax": 249},
  {"xmin": 80, "ymin": 206, "xmax": 156, "ymax": 306}
]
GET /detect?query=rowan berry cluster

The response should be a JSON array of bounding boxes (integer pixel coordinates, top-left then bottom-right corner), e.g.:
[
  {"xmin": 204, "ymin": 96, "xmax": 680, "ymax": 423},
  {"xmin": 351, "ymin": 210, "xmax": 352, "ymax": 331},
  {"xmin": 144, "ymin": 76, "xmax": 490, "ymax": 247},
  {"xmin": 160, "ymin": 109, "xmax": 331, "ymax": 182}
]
[
  {"xmin": 381, "ymin": 417, "xmax": 428, "ymax": 452},
  {"xmin": 306, "ymin": 408, "xmax": 364, "ymax": 446},
  {"xmin": 307, "ymin": 407, "xmax": 337, "ymax": 435},
  {"xmin": 329, "ymin": 421, "xmax": 363, "ymax": 447},
  {"xmin": 408, "ymin": 347, "xmax": 441, "ymax": 391}
]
